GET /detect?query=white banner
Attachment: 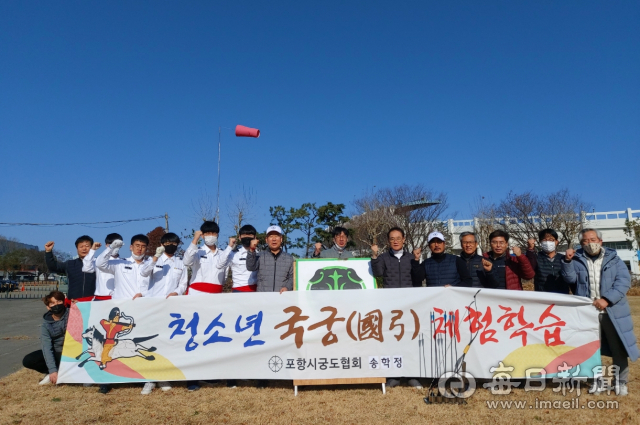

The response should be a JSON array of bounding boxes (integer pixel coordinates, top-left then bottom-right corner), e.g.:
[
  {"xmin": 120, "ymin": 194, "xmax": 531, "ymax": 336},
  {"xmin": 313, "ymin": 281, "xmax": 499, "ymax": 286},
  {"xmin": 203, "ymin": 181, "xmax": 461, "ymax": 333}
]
[{"xmin": 58, "ymin": 287, "xmax": 601, "ymax": 384}]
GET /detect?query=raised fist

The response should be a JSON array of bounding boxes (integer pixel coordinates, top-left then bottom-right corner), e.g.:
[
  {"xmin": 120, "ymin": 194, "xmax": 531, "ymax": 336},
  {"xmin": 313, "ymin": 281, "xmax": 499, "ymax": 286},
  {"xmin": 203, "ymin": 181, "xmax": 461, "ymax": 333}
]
[
  {"xmin": 250, "ymin": 239, "xmax": 259, "ymax": 250},
  {"xmin": 228, "ymin": 237, "xmax": 236, "ymax": 248},
  {"xmin": 194, "ymin": 230, "xmax": 203, "ymax": 240},
  {"xmin": 512, "ymin": 246, "xmax": 522, "ymax": 257},
  {"xmin": 371, "ymin": 244, "xmax": 379, "ymax": 258},
  {"xmin": 527, "ymin": 239, "xmax": 536, "ymax": 250},
  {"xmin": 92, "ymin": 242, "xmax": 102, "ymax": 251},
  {"xmin": 44, "ymin": 241, "xmax": 55, "ymax": 252},
  {"xmin": 110, "ymin": 239, "xmax": 124, "ymax": 250},
  {"xmin": 155, "ymin": 246, "xmax": 165, "ymax": 258},
  {"xmin": 565, "ymin": 248, "xmax": 575, "ymax": 261},
  {"xmin": 413, "ymin": 248, "xmax": 422, "ymax": 261},
  {"xmin": 314, "ymin": 242, "xmax": 323, "ymax": 253},
  {"xmin": 482, "ymin": 258, "xmax": 493, "ymax": 272}
]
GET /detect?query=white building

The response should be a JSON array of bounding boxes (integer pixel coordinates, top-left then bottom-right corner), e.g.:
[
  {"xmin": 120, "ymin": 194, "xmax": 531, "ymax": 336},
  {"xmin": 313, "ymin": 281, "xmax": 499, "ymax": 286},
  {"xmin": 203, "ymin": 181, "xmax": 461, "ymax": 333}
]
[{"xmin": 445, "ymin": 207, "xmax": 640, "ymax": 275}]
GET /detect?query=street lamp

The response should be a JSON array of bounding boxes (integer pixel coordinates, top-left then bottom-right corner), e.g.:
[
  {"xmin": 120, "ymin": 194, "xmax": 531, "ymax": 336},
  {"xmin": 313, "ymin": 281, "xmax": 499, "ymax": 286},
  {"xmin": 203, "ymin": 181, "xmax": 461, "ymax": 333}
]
[{"xmin": 215, "ymin": 125, "xmax": 261, "ymax": 223}]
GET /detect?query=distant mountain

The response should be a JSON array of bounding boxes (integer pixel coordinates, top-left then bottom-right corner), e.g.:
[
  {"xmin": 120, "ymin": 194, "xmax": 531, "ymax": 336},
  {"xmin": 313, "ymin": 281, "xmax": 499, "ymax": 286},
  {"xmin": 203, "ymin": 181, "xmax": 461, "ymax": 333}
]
[{"xmin": 0, "ymin": 239, "xmax": 39, "ymax": 256}]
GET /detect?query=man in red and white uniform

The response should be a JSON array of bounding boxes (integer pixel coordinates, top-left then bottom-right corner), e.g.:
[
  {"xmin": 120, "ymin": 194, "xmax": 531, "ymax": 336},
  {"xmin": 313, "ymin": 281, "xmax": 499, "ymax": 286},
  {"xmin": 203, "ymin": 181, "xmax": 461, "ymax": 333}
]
[
  {"xmin": 183, "ymin": 221, "xmax": 227, "ymax": 295},
  {"xmin": 218, "ymin": 224, "xmax": 259, "ymax": 292},
  {"xmin": 82, "ymin": 233, "xmax": 124, "ymax": 300}
]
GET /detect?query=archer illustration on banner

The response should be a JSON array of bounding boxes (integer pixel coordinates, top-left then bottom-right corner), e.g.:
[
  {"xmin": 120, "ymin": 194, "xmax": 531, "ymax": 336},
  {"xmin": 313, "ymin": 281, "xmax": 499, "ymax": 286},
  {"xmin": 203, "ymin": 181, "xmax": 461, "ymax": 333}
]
[{"xmin": 76, "ymin": 307, "xmax": 159, "ymax": 369}]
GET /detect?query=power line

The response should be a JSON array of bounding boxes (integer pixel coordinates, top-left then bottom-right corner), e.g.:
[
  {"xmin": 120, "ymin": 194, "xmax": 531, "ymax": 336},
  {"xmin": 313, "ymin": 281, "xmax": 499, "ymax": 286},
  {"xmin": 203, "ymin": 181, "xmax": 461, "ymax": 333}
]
[{"xmin": 0, "ymin": 216, "xmax": 165, "ymax": 227}]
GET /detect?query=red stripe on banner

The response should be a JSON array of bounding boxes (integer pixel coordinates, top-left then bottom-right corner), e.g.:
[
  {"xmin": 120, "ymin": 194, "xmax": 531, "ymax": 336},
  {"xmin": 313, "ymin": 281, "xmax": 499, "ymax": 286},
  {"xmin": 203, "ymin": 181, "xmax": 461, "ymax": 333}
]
[
  {"xmin": 187, "ymin": 282, "xmax": 223, "ymax": 294},
  {"xmin": 93, "ymin": 295, "xmax": 112, "ymax": 301},
  {"xmin": 233, "ymin": 285, "xmax": 257, "ymax": 292}
]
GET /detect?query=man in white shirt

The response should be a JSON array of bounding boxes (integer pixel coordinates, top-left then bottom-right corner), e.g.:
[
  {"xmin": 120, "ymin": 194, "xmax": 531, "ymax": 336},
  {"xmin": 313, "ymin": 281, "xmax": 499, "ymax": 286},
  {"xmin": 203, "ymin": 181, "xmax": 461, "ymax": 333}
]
[
  {"xmin": 218, "ymin": 224, "xmax": 259, "ymax": 293},
  {"xmin": 137, "ymin": 232, "xmax": 188, "ymax": 395},
  {"xmin": 96, "ymin": 234, "xmax": 151, "ymax": 300},
  {"xmin": 183, "ymin": 221, "xmax": 227, "ymax": 295},
  {"xmin": 83, "ymin": 233, "xmax": 124, "ymax": 300}
]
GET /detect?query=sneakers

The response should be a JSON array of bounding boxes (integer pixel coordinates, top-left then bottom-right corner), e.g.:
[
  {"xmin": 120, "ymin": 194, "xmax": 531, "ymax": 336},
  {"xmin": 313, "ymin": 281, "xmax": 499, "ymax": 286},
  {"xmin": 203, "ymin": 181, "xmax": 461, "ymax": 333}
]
[
  {"xmin": 407, "ymin": 379, "xmax": 423, "ymax": 389},
  {"xmin": 386, "ymin": 378, "xmax": 401, "ymax": 388},
  {"xmin": 617, "ymin": 383, "xmax": 628, "ymax": 396},
  {"xmin": 256, "ymin": 380, "xmax": 269, "ymax": 389},
  {"xmin": 38, "ymin": 375, "xmax": 51, "ymax": 385},
  {"xmin": 158, "ymin": 381, "xmax": 172, "ymax": 392},
  {"xmin": 187, "ymin": 382, "xmax": 201, "ymax": 391},
  {"xmin": 226, "ymin": 380, "xmax": 237, "ymax": 388},
  {"xmin": 98, "ymin": 384, "xmax": 111, "ymax": 394},
  {"xmin": 82, "ymin": 383, "xmax": 92, "ymax": 387},
  {"xmin": 141, "ymin": 382, "xmax": 156, "ymax": 395}
]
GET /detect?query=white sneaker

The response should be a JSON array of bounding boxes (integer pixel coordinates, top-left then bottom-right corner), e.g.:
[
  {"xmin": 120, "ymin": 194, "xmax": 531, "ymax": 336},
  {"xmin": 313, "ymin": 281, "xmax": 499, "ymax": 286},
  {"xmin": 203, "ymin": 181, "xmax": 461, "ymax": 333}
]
[
  {"xmin": 38, "ymin": 375, "xmax": 51, "ymax": 385},
  {"xmin": 407, "ymin": 378, "xmax": 423, "ymax": 389},
  {"xmin": 141, "ymin": 382, "xmax": 156, "ymax": 395},
  {"xmin": 616, "ymin": 384, "xmax": 628, "ymax": 396},
  {"xmin": 158, "ymin": 381, "xmax": 172, "ymax": 392},
  {"xmin": 83, "ymin": 383, "xmax": 92, "ymax": 387}
]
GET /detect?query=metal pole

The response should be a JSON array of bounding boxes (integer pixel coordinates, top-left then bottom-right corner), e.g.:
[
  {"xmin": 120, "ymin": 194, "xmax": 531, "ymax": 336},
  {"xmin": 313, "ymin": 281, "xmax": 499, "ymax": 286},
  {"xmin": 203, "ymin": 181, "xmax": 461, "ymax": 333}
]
[
  {"xmin": 165, "ymin": 213, "xmax": 169, "ymax": 231},
  {"xmin": 216, "ymin": 126, "xmax": 221, "ymax": 224}
]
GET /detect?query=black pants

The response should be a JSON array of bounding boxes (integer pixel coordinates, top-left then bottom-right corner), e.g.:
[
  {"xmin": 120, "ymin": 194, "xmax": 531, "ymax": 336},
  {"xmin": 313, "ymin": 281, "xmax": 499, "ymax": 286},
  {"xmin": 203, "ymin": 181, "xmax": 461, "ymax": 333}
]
[{"xmin": 23, "ymin": 350, "xmax": 61, "ymax": 375}]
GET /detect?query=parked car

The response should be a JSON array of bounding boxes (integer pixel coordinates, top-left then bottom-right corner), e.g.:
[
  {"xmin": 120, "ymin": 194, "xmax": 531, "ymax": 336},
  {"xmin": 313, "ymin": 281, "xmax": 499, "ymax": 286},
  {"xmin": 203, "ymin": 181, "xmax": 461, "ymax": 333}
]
[{"xmin": 0, "ymin": 280, "xmax": 18, "ymax": 292}]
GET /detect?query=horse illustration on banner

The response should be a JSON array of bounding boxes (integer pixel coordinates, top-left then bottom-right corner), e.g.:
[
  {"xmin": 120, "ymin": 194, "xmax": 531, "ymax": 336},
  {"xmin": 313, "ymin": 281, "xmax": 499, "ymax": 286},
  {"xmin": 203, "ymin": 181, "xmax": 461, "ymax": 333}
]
[{"xmin": 76, "ymin": 307, "xmax": 158, "ymax": 369}]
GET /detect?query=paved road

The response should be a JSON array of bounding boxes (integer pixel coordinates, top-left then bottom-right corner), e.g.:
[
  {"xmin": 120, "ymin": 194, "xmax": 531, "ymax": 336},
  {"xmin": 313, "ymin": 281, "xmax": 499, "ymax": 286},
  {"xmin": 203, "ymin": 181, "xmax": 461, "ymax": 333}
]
[{"xmin": 0, "ymin": 299, "xmax": 46, "ymax": 378}]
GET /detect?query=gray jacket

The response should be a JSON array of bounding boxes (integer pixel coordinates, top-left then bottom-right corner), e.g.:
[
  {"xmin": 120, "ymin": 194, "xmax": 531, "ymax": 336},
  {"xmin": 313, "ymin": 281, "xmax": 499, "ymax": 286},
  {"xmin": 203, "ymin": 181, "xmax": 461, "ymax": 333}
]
[
  {"xmin": 42, "ymin": 308, "xmax": 69, "ymax": 373},
  {"xmin": 313, "ymin": 245, "xmax": 354, "ymax": 259},
  {"xmin": 246, "ymin": 249, "xmax": 294, "ymax": 292},
  {"xmin": 561, "ymin": 247, "xmax": 639, "ymax": 361}
]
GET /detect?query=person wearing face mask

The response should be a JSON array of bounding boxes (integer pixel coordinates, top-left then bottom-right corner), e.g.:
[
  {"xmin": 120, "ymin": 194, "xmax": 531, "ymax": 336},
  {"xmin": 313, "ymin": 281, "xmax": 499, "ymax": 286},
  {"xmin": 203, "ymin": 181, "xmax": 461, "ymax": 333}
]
[
  {"xmin": 44, "ymin": 236, "xmax": 97, "ymax": 302},
  {"xmin": 561, "ymin": 228, "xmax": 638, "ymax": 396},
  {"xmin": 136, "ymin": 232, "xmax": 188, "ymax": 395},
  {"xmin": 525, "ymin": 229, "xmax": 573, "ymax": 294},
  {"xmin": 217, "ymin": 224, "xmax": 260, "ymax": 292},
  {"xmin": 312, "ymin": 227, "xmax": 354, "ymax": 259},
  {"xmin": 81, "ymin": 233, "xmax": 125, "ymax": 300},
  {"xmin": 95, "ymin": 234, "xmax": 151, "ymax": 301},
  {"xmin": 22, "ymin": 291, "xmax": 69, "ymax": 385},
  {"xmin": 411, "ymin": 232, "xmax": 472, "ymax": 287},
  {"xmin": 183, "ymin": 221, "xmax": 229, "ymax": 296}
]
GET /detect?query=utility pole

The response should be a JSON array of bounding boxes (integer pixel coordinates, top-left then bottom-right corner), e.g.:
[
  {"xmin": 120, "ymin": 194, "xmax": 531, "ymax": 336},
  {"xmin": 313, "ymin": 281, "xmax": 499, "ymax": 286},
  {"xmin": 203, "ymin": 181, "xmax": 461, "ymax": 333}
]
[{"xmin": 164, "ymin": 213, "xmax": 169, "ymax": 231}]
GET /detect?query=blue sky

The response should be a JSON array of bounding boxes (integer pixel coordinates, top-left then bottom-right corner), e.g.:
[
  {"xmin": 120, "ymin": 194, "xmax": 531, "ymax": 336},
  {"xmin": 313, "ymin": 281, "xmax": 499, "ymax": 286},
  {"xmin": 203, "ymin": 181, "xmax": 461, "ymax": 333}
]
[{"xmin": 1, "ymin": 1, "xmax": 638, "ymax": 255}]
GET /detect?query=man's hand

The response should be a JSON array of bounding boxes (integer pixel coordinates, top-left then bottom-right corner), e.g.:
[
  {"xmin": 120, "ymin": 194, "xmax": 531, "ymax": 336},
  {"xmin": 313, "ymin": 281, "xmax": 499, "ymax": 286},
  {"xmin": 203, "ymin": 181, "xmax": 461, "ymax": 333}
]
[
  {"xmin": 192, "ymin": 230, "xmax": 203, "ymax": 244},
  {"xmin": 50, "ymin": 372, "xmax": 58, "ymax": 385},
  {"xmin": 314, "ymin": 242, "xmax": 322, "ymax": 255},
  {"xmin": 110, "ymin": 239, "xmax": 124, "ymax": 250},
  {"xmin": 91, "ymin": 242, "xmax": 102, "ymax": 250},
  {"xmin": 44, "ymin": 241, "xmax": 55, "ymax": 252},
  {"xmin": 565, "ymin": 248, "xmax": 575, "ymax": 261},
  {"xmin": 482, "ymin": 258, "xmax": 493, "ymax": 272},
  {"xmin": 444, "ymin": 284, "xmax": 451, "ymax": 288},
  {"xmin": 166, "ymin": 292, "xmax": 178, "ymax": 298},
  {"xmin": 279, "ymin": 287, "xmax": 288, "ymax": 294},
  {"xmin": 250, "ymin": 239, "xmax": 259, "ymax": 251},
  {"xmin": 413, "ymin": 248, "xmax": 422, "ymax": 261},
  {"xmin": 154, "ymin": 246, "xmax": 165, "ymax": 259},
  {"xmin": 132, "ymin": 293, "xmax": 143, "ymax": 300},
  {"xmin": 512, "ymin": 246, "xmax": 522, "ymax": 256},
  {"xmin": 228, "ymin": 237, "xmax": 236, "ymax": 248},
  {"xmin": 371, "ymin": 244, "xmax": 379, "ymax": 259},
  {"xmin": 593, "ymin": 298, "xmax": 609, "ymax": 311},
  {"xmin": 527, "ymin": 239, "xmax": 536, "ymax": 250}
]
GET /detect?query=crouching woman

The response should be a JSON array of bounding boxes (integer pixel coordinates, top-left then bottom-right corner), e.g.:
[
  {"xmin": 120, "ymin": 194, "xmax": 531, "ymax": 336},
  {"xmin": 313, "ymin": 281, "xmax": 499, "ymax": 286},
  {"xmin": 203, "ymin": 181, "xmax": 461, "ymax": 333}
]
[{"xmin": 22, "ymin": 291, "xmax": 69, "ymax": 385}]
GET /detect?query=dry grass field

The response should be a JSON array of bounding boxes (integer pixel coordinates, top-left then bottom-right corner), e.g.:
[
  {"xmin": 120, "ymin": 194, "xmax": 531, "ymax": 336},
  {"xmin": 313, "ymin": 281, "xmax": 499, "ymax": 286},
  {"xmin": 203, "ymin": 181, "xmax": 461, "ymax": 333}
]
[{"xmin": 2, "ymin": 299, "xmax": 640, "ymax": 425}]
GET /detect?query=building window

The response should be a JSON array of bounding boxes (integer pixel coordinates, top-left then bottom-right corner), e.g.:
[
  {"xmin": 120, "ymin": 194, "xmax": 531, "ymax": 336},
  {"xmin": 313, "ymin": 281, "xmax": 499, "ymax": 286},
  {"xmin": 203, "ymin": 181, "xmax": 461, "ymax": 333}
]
[{"xmin": 602, "ymin": 241, "xmax": 632, "ymax": 251}]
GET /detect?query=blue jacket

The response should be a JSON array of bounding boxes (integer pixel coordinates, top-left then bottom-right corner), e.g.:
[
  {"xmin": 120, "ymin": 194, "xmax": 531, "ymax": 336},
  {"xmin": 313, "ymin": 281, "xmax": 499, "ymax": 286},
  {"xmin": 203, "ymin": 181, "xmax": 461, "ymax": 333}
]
[{"xmin": 561, "ymin": 247, "xmax": 638, "ymax": 361}]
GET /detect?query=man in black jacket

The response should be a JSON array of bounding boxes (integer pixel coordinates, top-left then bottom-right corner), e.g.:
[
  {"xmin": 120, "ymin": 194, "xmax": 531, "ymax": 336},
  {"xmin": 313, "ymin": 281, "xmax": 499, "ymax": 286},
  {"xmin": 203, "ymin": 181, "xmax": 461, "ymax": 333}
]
[
  {"xmin": 44, "ymin": 236, "xmax": 96, "ymax": 302},
  {"xmin": 371, "ymin": 227, "xmax": 422, "ymax": 389},
  {"xmin": 457, "ymin": 231, "xmax": 494, "ymax": 288},
  {"xmin": 411, "ymin": 231, "xmax": 472, "ymax": 287},
  {"xmin": 526, "ymin": 229, "xmax": 573, "ymax": 294}
]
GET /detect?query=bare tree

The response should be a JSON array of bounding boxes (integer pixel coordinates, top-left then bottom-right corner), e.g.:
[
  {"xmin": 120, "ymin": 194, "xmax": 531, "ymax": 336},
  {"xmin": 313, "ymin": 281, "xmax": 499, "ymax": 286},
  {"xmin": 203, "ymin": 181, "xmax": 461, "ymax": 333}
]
[
  {"xmin": 350, "ymin": 184, "xmax": 450, "ymax": 255},
  {"xmin": 473, "ymin": 189, "xmax": 591, "ymax": 250},
  {"xmin": 226, "ymin": 186, "xmax": 257, "ymax": 237},
  {"xmin": 191, "ymin": 189, "xmax": 216, "ymax": 225}
]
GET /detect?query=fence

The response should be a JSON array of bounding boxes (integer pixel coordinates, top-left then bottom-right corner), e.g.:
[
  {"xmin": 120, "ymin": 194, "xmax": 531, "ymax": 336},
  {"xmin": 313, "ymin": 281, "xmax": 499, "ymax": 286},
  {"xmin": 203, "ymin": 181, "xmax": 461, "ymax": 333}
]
[{"xmin": 0, "ymin": 281, "xmax": 60, "ymax": 299}]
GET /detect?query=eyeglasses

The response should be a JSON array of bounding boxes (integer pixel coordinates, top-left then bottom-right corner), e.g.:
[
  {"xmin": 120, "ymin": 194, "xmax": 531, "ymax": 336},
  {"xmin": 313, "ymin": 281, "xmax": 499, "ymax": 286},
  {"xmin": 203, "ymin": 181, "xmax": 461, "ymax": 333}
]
[
  {"xmin": 461, "ymin": 242, "xmax": 477, "ymax": 246},
  {"xmin": 491, "ymin": 241, "xmax": 507, "ymax": 246}
]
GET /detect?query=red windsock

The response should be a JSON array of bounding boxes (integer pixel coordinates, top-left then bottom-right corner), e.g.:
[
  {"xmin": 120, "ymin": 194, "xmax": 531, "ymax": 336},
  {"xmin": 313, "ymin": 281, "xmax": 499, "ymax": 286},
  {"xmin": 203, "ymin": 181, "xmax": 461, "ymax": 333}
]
[{"xmin": 235, "ymin": 125, "xmax": 260, "ymax": 138}]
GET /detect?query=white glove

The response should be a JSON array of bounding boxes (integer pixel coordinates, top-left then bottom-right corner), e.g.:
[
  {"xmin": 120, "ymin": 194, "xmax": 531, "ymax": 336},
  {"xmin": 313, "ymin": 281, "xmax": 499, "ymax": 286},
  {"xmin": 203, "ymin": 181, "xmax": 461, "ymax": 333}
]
[
  {"xmin": 110, "ymin": 239, "xmax": 124, "ymax": 255},
  {"xmin": 155, "ymin": 246, "xmax": 165, "ymax": 258}
]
